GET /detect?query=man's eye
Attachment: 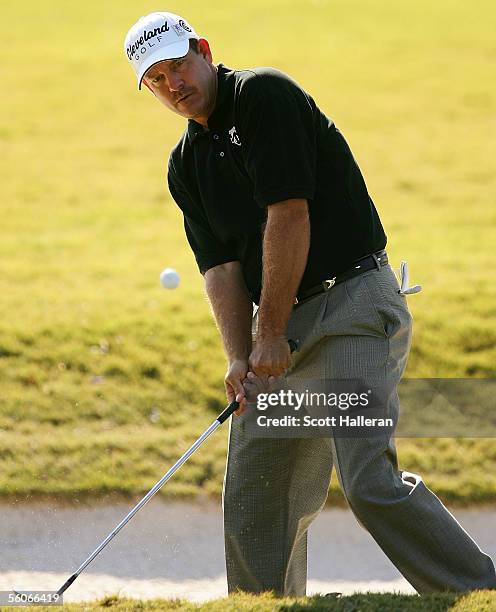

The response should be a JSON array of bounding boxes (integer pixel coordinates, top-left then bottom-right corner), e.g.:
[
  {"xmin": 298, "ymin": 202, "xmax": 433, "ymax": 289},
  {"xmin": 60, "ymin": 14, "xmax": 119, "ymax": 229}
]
[{"xmin": 152, "ymin": 75, "xmax": 163, "ymax": 84}]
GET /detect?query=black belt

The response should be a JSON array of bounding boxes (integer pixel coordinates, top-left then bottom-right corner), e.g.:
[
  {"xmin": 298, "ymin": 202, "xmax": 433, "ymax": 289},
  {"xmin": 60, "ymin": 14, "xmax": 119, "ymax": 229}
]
[{"xmin": 295, "ymin": 250, "xmax": 388, "ymax": 305}]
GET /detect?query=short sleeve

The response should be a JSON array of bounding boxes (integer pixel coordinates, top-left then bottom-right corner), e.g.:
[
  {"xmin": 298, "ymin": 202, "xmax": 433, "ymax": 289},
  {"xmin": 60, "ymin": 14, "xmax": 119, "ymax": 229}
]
[
  {"xmin": 236, "ymin": 71, "xmax": 317, "ymax": 208},
  {"xmin": 183, "ymin": 214, "xmax": 237, "ymax": 274},
  {"xmin": 168, "ymin": 157, "xmax": 237, "ymax": 274}
]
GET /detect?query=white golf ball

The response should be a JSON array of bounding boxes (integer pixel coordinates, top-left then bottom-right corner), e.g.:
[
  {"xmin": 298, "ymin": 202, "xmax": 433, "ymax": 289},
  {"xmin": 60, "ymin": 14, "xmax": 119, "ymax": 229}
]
[{"xmin": 160, "ymin": 268, "xmax": 180, "ymax": 289}]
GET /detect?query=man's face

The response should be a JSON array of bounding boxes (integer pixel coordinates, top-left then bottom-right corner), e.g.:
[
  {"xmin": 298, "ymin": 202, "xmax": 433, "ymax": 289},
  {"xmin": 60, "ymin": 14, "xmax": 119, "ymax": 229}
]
[{"xmin": 142, "ymin": 39, "xmax": 217, "ymax": 125}]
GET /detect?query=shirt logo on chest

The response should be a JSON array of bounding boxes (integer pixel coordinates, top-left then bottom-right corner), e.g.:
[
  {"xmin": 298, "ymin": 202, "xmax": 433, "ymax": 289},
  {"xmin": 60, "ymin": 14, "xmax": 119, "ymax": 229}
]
[{"xmin": 228, "ymin": 126, "xmax": 242, "ymax": 146}]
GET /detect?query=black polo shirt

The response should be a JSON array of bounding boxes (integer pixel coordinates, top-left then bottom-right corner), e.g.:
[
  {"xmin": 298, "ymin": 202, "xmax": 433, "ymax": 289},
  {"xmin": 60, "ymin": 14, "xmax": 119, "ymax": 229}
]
[{"xmin": 167, "ymin": 64, "xmax": 386, "ymax": 304}]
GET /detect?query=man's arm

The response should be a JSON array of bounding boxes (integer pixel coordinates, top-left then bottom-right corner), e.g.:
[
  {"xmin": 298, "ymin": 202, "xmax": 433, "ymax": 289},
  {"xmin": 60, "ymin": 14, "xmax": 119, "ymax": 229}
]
[
  {"xmin": 204, "ymin": 261, "xmax": 253, "ymax": 412},
  {"xmin": 249, "ymin": 198, "xmax": 310, "ymax": 376}
]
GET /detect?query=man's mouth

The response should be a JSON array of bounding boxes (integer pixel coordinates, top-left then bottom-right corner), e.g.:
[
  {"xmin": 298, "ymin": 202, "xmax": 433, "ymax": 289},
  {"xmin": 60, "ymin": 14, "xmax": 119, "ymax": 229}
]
[{"xmin": 177, "ymin": 93, "xmax": 193, "ymax": 104}]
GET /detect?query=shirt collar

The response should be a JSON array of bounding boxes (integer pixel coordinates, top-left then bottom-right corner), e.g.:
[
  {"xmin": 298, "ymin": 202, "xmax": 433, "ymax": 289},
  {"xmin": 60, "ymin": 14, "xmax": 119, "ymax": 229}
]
[{"xmin": 186, "ymin": 63, "xmax": 232, "ymax": 144}]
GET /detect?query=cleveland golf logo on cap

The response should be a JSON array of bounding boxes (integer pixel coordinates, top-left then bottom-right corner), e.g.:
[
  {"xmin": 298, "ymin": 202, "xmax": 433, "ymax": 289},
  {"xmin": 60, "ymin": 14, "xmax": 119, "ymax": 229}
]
[
  {"xmin": 124, "ymin": 12, "xmax": 199, "ymax": 89},
  {"xmin": 126, "ymin": 20, "xmax": 170, "ymax": 61}
]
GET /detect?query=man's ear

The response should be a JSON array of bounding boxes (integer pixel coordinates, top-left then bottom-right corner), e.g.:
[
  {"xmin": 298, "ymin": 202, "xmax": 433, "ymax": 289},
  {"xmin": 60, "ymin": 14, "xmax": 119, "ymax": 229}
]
[{"xmin": 198, "ymin": 38, "xmax": 213, "ymax": 63}]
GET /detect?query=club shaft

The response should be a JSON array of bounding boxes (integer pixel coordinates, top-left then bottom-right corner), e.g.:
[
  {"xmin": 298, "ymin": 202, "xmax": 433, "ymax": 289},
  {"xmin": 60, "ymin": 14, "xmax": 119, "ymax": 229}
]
[
  {"xmin": 73, "ymin": 419, "xmax": 222, "ymax": 577},
  {"xmin": 66, "ymin": 346, "xmax": 296, "ymax": 580},
  {"xmin": 55, "ymin": 347, "xmax": 297, "ymax": 595}
]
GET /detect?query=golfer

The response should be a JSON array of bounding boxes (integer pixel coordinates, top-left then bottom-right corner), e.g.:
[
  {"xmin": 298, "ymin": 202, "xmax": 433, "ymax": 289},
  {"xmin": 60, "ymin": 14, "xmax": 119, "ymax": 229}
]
[{"xmin": 124, "ymin": 12, "xmax": 496, "ymax": 595}]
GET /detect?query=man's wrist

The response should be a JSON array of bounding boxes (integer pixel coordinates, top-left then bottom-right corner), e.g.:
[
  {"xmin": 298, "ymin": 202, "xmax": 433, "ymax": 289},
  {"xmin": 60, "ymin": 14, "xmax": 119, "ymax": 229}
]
[
  {"xmin": 225, "ymin": 338, "xmax": 252, "ymax": 365},
  {"xmin": 228, "ymin": 355, "xmax": 250, "ymax": 366},
  {"xmin": 257, "ymin": 303, "xmax": 292, "ymax": 342},
  {"xmin": 255, "ymin": 330, "xmax": 286, "ymax": 343}
]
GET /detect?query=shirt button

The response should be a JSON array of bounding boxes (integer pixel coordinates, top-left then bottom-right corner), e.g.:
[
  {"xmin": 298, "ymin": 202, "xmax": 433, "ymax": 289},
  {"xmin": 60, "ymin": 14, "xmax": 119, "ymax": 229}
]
[
  {"xmin": 213, "ymin": 134, "xmax": 219, "ymax": 140},
  {"xmin": 219, "ymin": 151, "xmax": 225, "ymax": 157}
]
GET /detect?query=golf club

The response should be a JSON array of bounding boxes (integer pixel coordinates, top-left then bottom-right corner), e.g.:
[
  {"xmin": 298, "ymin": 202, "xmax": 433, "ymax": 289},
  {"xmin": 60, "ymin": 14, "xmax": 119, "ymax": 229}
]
[{"xmin": 14, "ymin": 339, "xmax": 298, "ymax": 599}]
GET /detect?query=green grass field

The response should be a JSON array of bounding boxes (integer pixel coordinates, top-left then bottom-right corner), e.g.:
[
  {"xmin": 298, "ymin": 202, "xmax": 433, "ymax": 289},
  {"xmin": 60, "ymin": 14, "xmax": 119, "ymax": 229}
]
[
  {"xmin": 4, "ymin": 592, "xmax": 496, "ymax": 611},
  {"xmin": 1, "ymin": 0, "xmax": 495, "ymax": 503}
]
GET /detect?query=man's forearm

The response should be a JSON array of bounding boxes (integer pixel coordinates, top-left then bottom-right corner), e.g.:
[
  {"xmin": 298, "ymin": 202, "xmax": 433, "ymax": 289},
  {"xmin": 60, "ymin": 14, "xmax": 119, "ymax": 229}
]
[
  {"xmin": 257, "ymin": 199, "xmax": 310, "ymax": 339},
  {"xmin": 204, "ymin": 261, "xmax": 253, "ymax": 362}
]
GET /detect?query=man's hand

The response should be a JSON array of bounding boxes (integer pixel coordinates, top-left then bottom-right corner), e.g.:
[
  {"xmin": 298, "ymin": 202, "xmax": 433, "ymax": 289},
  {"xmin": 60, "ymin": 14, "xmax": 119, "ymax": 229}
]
[
  {"xmin": 249, "ymin": 335, "xmax": 291, "ymax": 377},
  {"xmin": 225, "ymin": 359, "xmax": 249, "ymax": 416},
  {"xmin": 243, "ymin": 371, "xmax": 279, "ymax": 398}
]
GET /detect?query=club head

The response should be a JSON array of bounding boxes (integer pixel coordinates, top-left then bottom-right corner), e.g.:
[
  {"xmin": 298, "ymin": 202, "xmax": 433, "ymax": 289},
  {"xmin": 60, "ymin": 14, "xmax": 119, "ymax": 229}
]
[{"xmin": 56, "ymin": 572, "xmax": 79, "ymax": 595}]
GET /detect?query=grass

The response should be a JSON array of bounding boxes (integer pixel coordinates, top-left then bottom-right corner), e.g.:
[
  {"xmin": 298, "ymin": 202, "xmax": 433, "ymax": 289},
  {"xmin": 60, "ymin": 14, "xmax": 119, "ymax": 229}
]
[
  {"xmin": 3, "ymin": 592, "xmax": 496, "ymax": 611},
  {"xmin": 0, "ymin": 0, "xmax": 495, "ymax": 503}
]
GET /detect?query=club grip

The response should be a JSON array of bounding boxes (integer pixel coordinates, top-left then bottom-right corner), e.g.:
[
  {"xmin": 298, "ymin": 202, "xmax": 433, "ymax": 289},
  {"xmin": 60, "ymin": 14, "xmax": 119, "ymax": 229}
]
[
  {"xmin": 217, "ymin": 400, "xmax": 239, "ymax": 424},
  {"xmin": 216, "ymin": 338, "xmax": 298, "ymax": 424}
]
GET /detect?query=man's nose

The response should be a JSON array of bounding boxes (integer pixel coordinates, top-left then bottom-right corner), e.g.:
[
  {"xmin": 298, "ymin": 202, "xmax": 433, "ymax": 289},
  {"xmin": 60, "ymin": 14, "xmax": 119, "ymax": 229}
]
[{"xmin": 167, "ymin": 72, "xmax": 184, "ymax": 92}]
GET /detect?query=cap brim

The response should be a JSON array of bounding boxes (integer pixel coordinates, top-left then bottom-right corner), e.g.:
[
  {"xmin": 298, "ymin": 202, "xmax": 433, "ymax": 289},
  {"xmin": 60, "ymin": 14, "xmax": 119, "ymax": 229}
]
[{"xmin": 137, "ymin": 39, "xmax": 190, "ymax": 90}]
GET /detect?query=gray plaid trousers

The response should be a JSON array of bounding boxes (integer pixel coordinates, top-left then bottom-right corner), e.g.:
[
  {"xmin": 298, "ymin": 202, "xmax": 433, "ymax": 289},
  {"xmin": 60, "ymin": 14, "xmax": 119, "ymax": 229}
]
[{"xmin": 222, "ymin": 264, "xmax": 496, "ymax": 594}]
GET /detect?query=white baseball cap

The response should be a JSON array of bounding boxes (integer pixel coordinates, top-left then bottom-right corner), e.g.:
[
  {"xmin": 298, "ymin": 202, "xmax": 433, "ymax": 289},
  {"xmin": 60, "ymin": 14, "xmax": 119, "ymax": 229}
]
[{"xmin": 124, "ymin": 12, "xmax": 199, "ymax": 90}]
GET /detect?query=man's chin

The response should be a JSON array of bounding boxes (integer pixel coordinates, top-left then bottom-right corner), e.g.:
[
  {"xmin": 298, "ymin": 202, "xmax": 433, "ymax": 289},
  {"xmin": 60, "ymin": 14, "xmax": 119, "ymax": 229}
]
[{"xmin": 180, "ymin": 105, "xmax": 204, "ymax": 122}]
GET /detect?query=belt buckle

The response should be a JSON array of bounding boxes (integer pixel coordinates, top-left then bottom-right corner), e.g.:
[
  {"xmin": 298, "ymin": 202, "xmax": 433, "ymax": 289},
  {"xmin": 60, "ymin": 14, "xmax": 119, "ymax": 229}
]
[{"xmin": 324, "ymin": 277, "xmax": 336, "ymax": 290}]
